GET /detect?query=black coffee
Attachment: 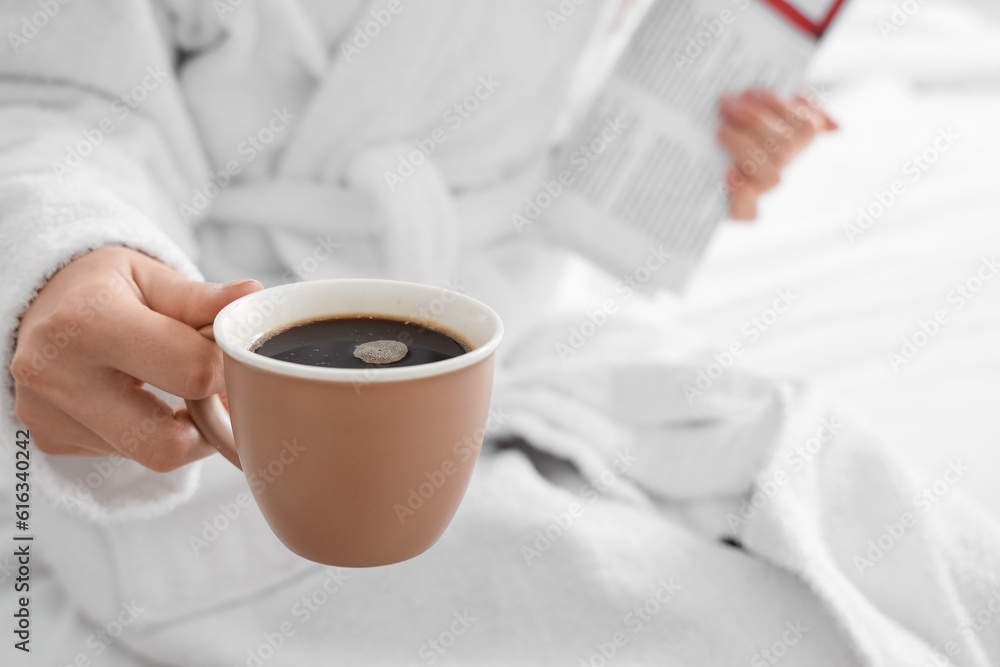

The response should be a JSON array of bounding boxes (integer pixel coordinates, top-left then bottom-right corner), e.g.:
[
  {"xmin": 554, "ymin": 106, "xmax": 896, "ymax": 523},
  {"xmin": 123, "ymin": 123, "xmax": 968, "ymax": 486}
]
[{"xmin": 253, "ymin": 315, "xmax": 470, "ymax": 369}]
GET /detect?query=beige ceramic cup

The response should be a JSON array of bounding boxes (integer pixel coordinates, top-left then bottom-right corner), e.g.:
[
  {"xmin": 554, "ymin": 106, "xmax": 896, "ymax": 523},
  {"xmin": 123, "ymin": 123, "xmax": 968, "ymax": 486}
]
[{"xmin": 185, "ymin": 279, "xmax": 503, "ymax": 567}]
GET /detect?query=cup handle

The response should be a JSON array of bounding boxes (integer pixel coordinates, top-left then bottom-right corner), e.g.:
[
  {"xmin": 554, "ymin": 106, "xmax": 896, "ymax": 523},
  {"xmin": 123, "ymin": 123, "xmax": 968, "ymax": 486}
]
[{"xmin": 185, "ymin": 325, "xmax": 243, "ymax": 471}]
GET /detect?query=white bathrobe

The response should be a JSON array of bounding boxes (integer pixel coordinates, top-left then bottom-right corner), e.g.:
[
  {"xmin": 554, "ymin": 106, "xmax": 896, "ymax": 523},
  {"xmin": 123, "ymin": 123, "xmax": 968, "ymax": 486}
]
[{"xmin": 1, "ymin": 1, "xmax": 998, "ymax": 665}]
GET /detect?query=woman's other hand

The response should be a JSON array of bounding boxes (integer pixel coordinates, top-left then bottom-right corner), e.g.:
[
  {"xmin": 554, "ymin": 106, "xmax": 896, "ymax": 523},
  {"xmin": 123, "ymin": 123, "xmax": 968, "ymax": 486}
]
[{"xmin": 717, "ymin": 87, "xmax": 838, "ymax": 220}]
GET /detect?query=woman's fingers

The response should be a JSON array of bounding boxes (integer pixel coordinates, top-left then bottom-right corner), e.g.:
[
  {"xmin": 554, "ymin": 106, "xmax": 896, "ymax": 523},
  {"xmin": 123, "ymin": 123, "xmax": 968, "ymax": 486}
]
[
  {"xmin": 717, "ymin": 123, "xmax": 782, "ymax": 192},
  {"xmin": 131, "ymin": 254, "xmax": 261, "ymax": 328},
  {"xmin": 792, "ymin": 91, "xmax": 839, "ymax": 131},
  {"xmin": 90, "ymin": 302, "xmax": 226, "ymax": 400},
  {"xmin": 12, "ymin": 386, "xmax": 114, "ymax": 456},
  {"xmin": 720, "ymin": 92, "xmax": 791, "ymax": 160},
  {"xmin": 729, "ymin": 188, "xmax": 758, "ymax": 221},
  {"xmin": 753, "ymin": 88, "xmax": 834, "ymax": 147},
  {"xmin": 11, "ymin": 247, "xmax": 247, "ymax": 472},
  {"xmin": 717, "ymin": 87, "xmax": 839, "ymax": 220},
  {"xmin": 721, "ymin": 92, "xmax": 806, "ymax": 170},
  {"xmin": 16, "ymin": 355, "xmax": 217, "ymax": 471},
  {"xmin": 53, "ymin": 366, "xmax": 217, "ymax": 472},
  {"xmin": 747, "ymin": 88, "xmax": 796, "ymax": 123}
]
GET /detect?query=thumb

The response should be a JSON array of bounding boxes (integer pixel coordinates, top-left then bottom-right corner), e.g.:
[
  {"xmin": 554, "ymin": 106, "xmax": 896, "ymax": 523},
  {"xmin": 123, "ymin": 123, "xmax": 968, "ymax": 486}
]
[
  {"xmin": 131, "ymin": 255, "xmax": 263, "ymax": 327},
  {"xmin": 729, "ymin": 187, "xmax": 758, "ymax": 221}
]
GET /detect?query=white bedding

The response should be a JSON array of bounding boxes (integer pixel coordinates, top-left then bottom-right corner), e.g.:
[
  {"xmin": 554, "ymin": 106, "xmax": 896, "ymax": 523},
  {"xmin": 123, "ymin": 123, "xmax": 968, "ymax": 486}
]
[
  {"xmin": 3, "ymin": 1, "xmax": 999, "ymax": 665},
  {"xmin": 667, "ymin": 0, "xmax": 1000, "ymax": 516}
]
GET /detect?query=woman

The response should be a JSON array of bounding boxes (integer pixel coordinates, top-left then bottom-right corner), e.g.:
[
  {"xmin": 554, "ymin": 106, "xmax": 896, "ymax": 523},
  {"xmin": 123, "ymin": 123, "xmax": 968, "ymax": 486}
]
[{"xmin": 2, "ymin": 1, "xmax": 996, "ymax": 665}]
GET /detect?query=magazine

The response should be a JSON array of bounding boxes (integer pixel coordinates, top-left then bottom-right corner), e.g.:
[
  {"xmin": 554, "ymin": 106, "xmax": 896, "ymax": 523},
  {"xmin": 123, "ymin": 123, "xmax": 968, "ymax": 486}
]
[{"xmin": 523, "ymin": 0, "xmax": 847, "ymax": 291}]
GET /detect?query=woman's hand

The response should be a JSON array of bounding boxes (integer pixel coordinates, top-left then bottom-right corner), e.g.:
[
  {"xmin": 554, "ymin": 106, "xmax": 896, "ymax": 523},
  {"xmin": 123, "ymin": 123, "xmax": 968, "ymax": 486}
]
[
  {"xmin": 717, "ymin": 88, "xmax": 838, "ymax": 220},
  {"xmin": 10, "ymin": 247, "xmax": 261, "ymax": 472}
]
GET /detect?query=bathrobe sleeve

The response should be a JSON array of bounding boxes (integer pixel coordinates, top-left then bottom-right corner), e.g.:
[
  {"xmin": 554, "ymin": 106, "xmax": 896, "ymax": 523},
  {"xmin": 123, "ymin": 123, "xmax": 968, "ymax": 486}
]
[{"xmin": 0, "ymin": 0, "xmax": 215, "ymax": 521}]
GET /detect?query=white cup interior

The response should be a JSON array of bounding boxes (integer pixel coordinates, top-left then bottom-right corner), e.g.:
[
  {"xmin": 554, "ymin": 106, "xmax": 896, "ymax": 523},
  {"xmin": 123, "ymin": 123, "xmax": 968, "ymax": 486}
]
[{"xmin": 214, "ymin": 279, "xmax": 504, "ymax": 382}]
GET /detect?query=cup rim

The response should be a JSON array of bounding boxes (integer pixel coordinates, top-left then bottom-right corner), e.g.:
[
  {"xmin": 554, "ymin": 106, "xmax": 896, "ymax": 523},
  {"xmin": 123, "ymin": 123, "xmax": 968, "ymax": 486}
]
[{"xmin": 213, "ymin": 279, "xmax": 504, "ymax": 383}]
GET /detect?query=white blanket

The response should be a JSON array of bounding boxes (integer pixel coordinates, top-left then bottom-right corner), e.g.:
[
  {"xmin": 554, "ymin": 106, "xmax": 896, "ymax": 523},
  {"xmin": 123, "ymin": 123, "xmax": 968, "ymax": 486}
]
[{"xmin": 1, "ymin": 1, "xmax": 998, "ymax": 665}]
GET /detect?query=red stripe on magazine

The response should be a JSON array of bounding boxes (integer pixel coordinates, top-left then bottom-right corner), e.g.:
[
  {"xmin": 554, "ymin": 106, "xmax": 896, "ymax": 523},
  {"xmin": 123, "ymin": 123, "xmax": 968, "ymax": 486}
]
[{"xmin": 758, "ymin": 0, "xmax": 847, "ymax": 39}]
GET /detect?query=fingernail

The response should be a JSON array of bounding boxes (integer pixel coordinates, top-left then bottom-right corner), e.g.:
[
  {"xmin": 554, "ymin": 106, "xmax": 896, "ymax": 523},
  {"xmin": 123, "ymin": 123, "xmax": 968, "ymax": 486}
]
[{"xmin": 214, "ymin": 279, "xmax": 262, "ymax": 291}]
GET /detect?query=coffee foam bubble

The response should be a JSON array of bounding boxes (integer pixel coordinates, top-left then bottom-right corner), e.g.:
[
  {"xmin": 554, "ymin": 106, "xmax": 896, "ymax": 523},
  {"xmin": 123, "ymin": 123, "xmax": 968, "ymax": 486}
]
[{"xmin": 354, "ymin": 340, "xmax": 408, "ymax": 365}]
